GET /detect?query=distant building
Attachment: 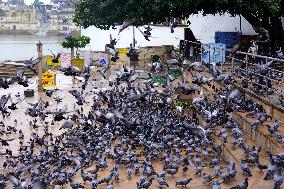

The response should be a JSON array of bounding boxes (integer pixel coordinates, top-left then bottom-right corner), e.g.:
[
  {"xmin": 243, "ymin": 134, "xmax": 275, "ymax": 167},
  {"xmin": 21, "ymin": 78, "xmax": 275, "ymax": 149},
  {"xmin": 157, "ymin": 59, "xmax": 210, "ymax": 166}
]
[
  {"xmin": 7, "ymin": 0, "xmax": 25, "ymax": 5},
  {"xmin": 0, "ymin": 0, "xmax": 80, "ymax": 36},
  {"xmin": 33, "ymin": 4, "xmax": 53, "ymax": 11},
  {"xmin": 47, "ymin": 7, "xmax": 80, "ymax": 36},
  {"xmin": 0, "ymin": 7, "xmax": 39, "ymax": 35},
  {"xmin": 50, "ymin": 0, "xmax": 76, "ymax": 8}
]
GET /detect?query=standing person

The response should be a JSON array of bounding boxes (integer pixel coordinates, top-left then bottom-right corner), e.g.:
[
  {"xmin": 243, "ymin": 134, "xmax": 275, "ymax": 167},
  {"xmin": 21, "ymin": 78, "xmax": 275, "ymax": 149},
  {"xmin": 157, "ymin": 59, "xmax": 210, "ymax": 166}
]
[
  {"xmin": 253, "ymin": 25, "xmax": 271, "ymax": 57},
  {"xmin": 253, "ymin": 25, "xmax": 272, "ymax": 92},
  {"xmin": 231, "ymin": 25, "xmax": 271, "ymax": 58}
]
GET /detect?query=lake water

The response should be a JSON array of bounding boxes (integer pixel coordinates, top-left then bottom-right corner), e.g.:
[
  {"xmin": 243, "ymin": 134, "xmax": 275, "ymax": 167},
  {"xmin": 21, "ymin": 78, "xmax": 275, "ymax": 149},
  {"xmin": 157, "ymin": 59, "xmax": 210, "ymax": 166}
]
[
  {"xmin": 0, "ymin": 12, "xmax": 265, "ymax": 62},
  {"xmin": 0, "ymin": 26, "xmax": 186, "ymax": 61},
  {"xmin": 0, "ymin": 35, "xmax": 68, "ymax": 61}
]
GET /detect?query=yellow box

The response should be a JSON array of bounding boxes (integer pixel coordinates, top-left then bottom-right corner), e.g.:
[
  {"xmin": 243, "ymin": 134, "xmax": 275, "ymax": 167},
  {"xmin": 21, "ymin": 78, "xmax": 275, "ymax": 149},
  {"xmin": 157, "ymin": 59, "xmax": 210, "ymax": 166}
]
[
  {"xmin": 46, "ymin": 55, "xmax": 61, "ymax": 67},
  {"xmin": 42, "ymin": 70, "xmax": 56, "ymax": 89},
  {"xmin": 72, "ymin": 58, "xmax": 84, "ymax": 71},
  {"xmin": 42, "ymin": 70, "xmax": 56, "ymax": 80},
  {"xmin": 118, "ymin": 48, "xmax": 129, "ymax": 57}
]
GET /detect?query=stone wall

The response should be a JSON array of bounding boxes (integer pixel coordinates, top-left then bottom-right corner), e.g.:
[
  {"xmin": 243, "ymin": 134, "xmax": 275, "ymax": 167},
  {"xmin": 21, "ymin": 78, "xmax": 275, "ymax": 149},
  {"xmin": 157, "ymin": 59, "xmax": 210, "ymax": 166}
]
[
  {"xmin": 79, "ymin": 45, "xmax": 174, "ymax": 72},
  {"xmin": 136, "ymin": 45, "xmax": 174, "ymax": 70}
]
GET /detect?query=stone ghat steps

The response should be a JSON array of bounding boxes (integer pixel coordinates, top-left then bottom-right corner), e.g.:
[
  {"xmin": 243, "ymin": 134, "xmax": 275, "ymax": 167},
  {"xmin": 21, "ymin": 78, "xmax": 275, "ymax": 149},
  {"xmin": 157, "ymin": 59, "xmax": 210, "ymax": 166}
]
[
  {"xmin": 221, "ymin": 64, "xmax": 284, "ymax": 122},
  {"xmin": 232, "ymin": 81, "xmax": 284, "ymax": 123},
  {"xmin": 196, "ymin": 114, "xmax": 268, "ymax": 164},
  {"xmin": 231, "ymin": 112, "xmax": 284, "ymax": 154},
  {"xmin": 196, "ymin": 111, "xmax": 274, "ymax": 189},
  {"xmin": 198, "ymin": 71, "xmax": 284, "ymax": 154},
  {"xmin": 0, "ymin": 62, "xmax": 37, "ymax": 81}
]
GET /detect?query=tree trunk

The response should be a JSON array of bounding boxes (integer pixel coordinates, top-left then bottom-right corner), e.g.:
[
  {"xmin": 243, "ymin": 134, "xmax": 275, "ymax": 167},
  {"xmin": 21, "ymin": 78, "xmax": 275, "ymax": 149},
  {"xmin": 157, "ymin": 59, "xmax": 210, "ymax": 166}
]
[
  {"xmin": 269, "ymin": 17, "xmax": 284, "ymax": 51},
  {"xmin": 241, "ymin": 13, "xmax": 284, "ymax": 52},
  {"xmin": 71, "ymin": 48, "xmax": 74, "ymax": 59}
]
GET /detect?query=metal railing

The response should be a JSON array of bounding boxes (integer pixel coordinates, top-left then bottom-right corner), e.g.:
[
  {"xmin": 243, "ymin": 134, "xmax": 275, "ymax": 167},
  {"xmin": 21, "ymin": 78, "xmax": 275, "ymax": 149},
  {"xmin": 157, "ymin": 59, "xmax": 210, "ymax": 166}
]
[{"xmin": 182, "ymin": 40, "xmax": 284, "ymax": 97}]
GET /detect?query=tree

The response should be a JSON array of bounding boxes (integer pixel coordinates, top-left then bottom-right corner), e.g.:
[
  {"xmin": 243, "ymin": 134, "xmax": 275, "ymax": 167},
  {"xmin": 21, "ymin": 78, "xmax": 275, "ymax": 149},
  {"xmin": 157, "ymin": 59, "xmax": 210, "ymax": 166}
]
[
  {"xmin": 0, "ymin": 9, "xmax": 5, "ymax": 17},
  {"xmin": 8, "ymin": 0, "xmax": 25, "ymax": 5},
  {"xmin": 74, "ymin": 0, "xmax": 284, "ymax": 50},
  {"xmin": 33, "ymin": 0, "xmax": 39, "ymax": 4},
  {"xmin": 32, "ymin": 0, "xmax": 44, "ymax": 6},
  {"xmin": 62, "ymin": 35, "xmax": 91, "ymax": 58}
]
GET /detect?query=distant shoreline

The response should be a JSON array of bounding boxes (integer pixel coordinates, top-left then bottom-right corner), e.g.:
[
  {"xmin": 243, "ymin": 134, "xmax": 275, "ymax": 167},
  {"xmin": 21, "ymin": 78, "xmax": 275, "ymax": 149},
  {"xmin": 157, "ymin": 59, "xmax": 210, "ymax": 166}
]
[
  {"xmin": 0, "ymin": 30, "xmax": 37, "ymax": 35},
  {"xmin": 0, "ymin": 30, "xmax": 81, "ymax": 36}
]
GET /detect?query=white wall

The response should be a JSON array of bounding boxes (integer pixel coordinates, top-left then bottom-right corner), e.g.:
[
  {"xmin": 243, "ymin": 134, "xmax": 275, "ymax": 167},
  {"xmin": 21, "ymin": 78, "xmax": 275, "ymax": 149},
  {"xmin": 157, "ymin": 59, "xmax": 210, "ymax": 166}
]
[
  {"xmin": 188, "ymin": 13, "xmax": 257, "ymax": 43},
  {"xmin": 81, "ymin": 13, "xmax": 258, "ymax": 51},
  {"xmin": 81, "ymin": 26, "xmax": 186, "ymax": 51}
]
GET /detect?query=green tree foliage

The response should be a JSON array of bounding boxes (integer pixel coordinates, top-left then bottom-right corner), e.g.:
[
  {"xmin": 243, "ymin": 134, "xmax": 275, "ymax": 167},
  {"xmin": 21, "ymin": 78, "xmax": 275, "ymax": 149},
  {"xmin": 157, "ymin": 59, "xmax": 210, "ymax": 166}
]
[
  {"xmin": 33, "ymin": 0, "xmax": 39, "ymax": 4},
  {"xmin": 62, "ymin": 35, "xmax": 91, "ymax": 50},
  {"xmin": 0, "ymin": 9, "xmax": 5, "ymax": 17},
  {"xmin": 62, "ymin": 35, "xmax": 91, "ymax": 58},
  {"xmin": 74, "ymin": 0, "xmax": 283, "ymax": 29},
  {"xmin": 32, "ymin": 0, "xmax": 44, "ymax": 5},
  {"xmin": 8, "ymin": 0, "xmax": 25, "ymax": 5},
  {"xmin": 74, "ymin": 0, "xmax": 284, "ymax": 47}
]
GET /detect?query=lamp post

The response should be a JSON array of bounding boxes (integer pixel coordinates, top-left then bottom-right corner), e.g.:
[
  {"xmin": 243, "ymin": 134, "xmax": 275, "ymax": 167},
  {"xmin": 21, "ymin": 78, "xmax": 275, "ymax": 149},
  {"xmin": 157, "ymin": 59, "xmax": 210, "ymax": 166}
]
[{"xmin": 37, "ymin": 41, "xmax": 43, "ymax": 92}]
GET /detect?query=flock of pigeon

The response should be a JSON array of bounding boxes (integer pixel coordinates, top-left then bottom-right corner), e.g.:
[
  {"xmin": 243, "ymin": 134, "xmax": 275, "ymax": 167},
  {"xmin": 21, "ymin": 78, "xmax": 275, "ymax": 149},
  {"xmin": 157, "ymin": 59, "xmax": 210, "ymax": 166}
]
[
  {"xmin": 0, "ymin": 23, "xmax": 283, "ymax": 189},
  {"xmin": 105, "ymin": 19, "xmax": 179, "ymax": 63},
  {"xmin": 0, "ymin": 52, "xmax": 283, "ymax": 189}
]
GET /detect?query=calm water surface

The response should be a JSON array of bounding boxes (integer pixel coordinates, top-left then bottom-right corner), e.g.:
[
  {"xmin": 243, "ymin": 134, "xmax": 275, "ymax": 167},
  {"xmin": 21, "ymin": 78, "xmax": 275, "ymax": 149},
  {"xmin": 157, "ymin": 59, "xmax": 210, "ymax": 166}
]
[{"xmin": 0, "ymin": 26, "xmax": 185, "ymax": 61}]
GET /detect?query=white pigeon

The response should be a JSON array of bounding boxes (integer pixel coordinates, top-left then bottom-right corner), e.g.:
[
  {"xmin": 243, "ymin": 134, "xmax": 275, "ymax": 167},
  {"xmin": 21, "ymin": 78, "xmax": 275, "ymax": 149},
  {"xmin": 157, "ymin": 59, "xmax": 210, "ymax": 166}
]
[{"xmin": 118, "ymin": 21, "xmax": 132, "ymax": 34}]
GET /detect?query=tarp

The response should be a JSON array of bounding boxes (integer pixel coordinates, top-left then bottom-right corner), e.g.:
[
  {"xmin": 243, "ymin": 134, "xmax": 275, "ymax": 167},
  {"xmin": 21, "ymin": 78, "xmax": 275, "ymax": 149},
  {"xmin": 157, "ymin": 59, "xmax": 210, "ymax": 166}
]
[{"xmin": 169, "ymin": 69, "xmax": 182, "ymax": 78}]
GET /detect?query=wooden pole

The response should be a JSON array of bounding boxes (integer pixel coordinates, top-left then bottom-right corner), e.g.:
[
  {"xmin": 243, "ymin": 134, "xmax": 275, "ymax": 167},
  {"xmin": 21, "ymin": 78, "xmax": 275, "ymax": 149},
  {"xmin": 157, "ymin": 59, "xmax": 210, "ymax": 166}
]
[
  {"xmin": 105, "ymin": 45, "xmax": 111, "ymax": 76},
  {"xmin": 37, "ymin": 41, "xmax": 43, "ymax": 92}
]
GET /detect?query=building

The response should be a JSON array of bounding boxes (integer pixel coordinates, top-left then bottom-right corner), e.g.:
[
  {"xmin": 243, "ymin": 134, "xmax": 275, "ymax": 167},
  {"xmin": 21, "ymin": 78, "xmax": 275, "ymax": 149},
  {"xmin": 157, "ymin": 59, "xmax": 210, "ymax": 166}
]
[
  {"xmin": 0, "ymin": 7, "xmax": 39, "ymax": 35},
  {"xmin": 7, "ymin": 0, "xmax": 24, "ymax": 5},
  {"xmin": 47, "ymin": 7, "xmax": 80, "ymax": 36}
]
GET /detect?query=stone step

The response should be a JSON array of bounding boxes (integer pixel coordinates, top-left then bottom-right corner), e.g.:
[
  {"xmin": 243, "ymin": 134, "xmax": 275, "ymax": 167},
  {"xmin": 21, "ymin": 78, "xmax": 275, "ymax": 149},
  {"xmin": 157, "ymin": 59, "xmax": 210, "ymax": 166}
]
[
  {"xmin": 233, "ymin": 81, "xmax": 284, "ymax": 123},
  {"xmin": 196, "ymin": 112, "xmax": 273, "ymax": 189},
  {"xmin": 231, "ymin": 111, "xmax": 284, "ymax": 154},
  {"xmin": 197, "ymin": 71, "xmax": 284, "ymax": 154}
]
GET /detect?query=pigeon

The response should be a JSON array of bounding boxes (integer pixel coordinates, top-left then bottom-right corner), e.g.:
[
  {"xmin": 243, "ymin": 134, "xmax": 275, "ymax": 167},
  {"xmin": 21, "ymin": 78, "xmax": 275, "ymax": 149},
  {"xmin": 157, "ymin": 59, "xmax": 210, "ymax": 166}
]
[
  {"xmin": 156, "ymin": 175, "xmax": 169, "ymax": 188},
  {"xmin": 0, "ymin": 94, "xmax": 11, "ymax": 114},
  {"xmin": 240, "ymin": 160, "xmax": 252, "ymax": 176},
  {"xmin": 106, "ymin": 47, "xmax": 119, "ymax": 62},
  {"xmin": 170, "ymin": 19, "xmax": 178, "ymax": 33},
  {"xmin": 138, "ymin": 27, "xmax": 151, "ymax": 41},
  {"xmin": 256, "ymin": 162, "xmax": 268, "ymax": 172},
  {"xmin": 212, "ymin": 180, "xmax": 222, "ymax": 189},
  {"xmin": 16, "ymin": 69, "xmax": 29, "ymax": 87},
  {"xmin": 49, "ymin": 50, "xmax": 61, "ymax": 63},
  {"xmin": 136, "ymin": 177, "xmax": 155, "ymax": 189},
  {"xmin": 60, "ymin": 118, "xmax": 74, "ymax": 130},
  {"xmin": 98, "ymin": 64, "xmax": 111, "ymax": 79},
  {"xmin": 118, "ymin": 21, "xmax": 132, "ymax": 34},
  {"xmin": 175, "ymin": 178, "xmax": 193, "ymax": 187},
  {"xmin": 63, "ymin": 66, "xmax": 81, "ymax": 76},
  {"xmin": 230, "ymin": 178, "xmax": 248, "ymax": 189},
  {"xmin": 1, "ymin": 77, "xmax": 12, "ymax": 89},
  {"xmin": 7, "ymin": 174, "xmax": 28, "ymax": 188},
  {"xmin": 273, "ymin": 169, "xmax": 283, "ymax": 189},
  {"xmin": 98, "ymin": 173, "xmax": 113, "ymax": 184},
  {"xmin": 26, "ymin": 57, "xmax": 39, "ymax": 73}
]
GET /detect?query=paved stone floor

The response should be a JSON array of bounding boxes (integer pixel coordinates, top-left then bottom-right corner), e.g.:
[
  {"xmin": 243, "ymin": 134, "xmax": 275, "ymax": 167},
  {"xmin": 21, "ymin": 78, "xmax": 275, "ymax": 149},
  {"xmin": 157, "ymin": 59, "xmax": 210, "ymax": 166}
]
[{"xmin": 0, "ymin": 66, "xmax": 279, "ymax": 189}]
